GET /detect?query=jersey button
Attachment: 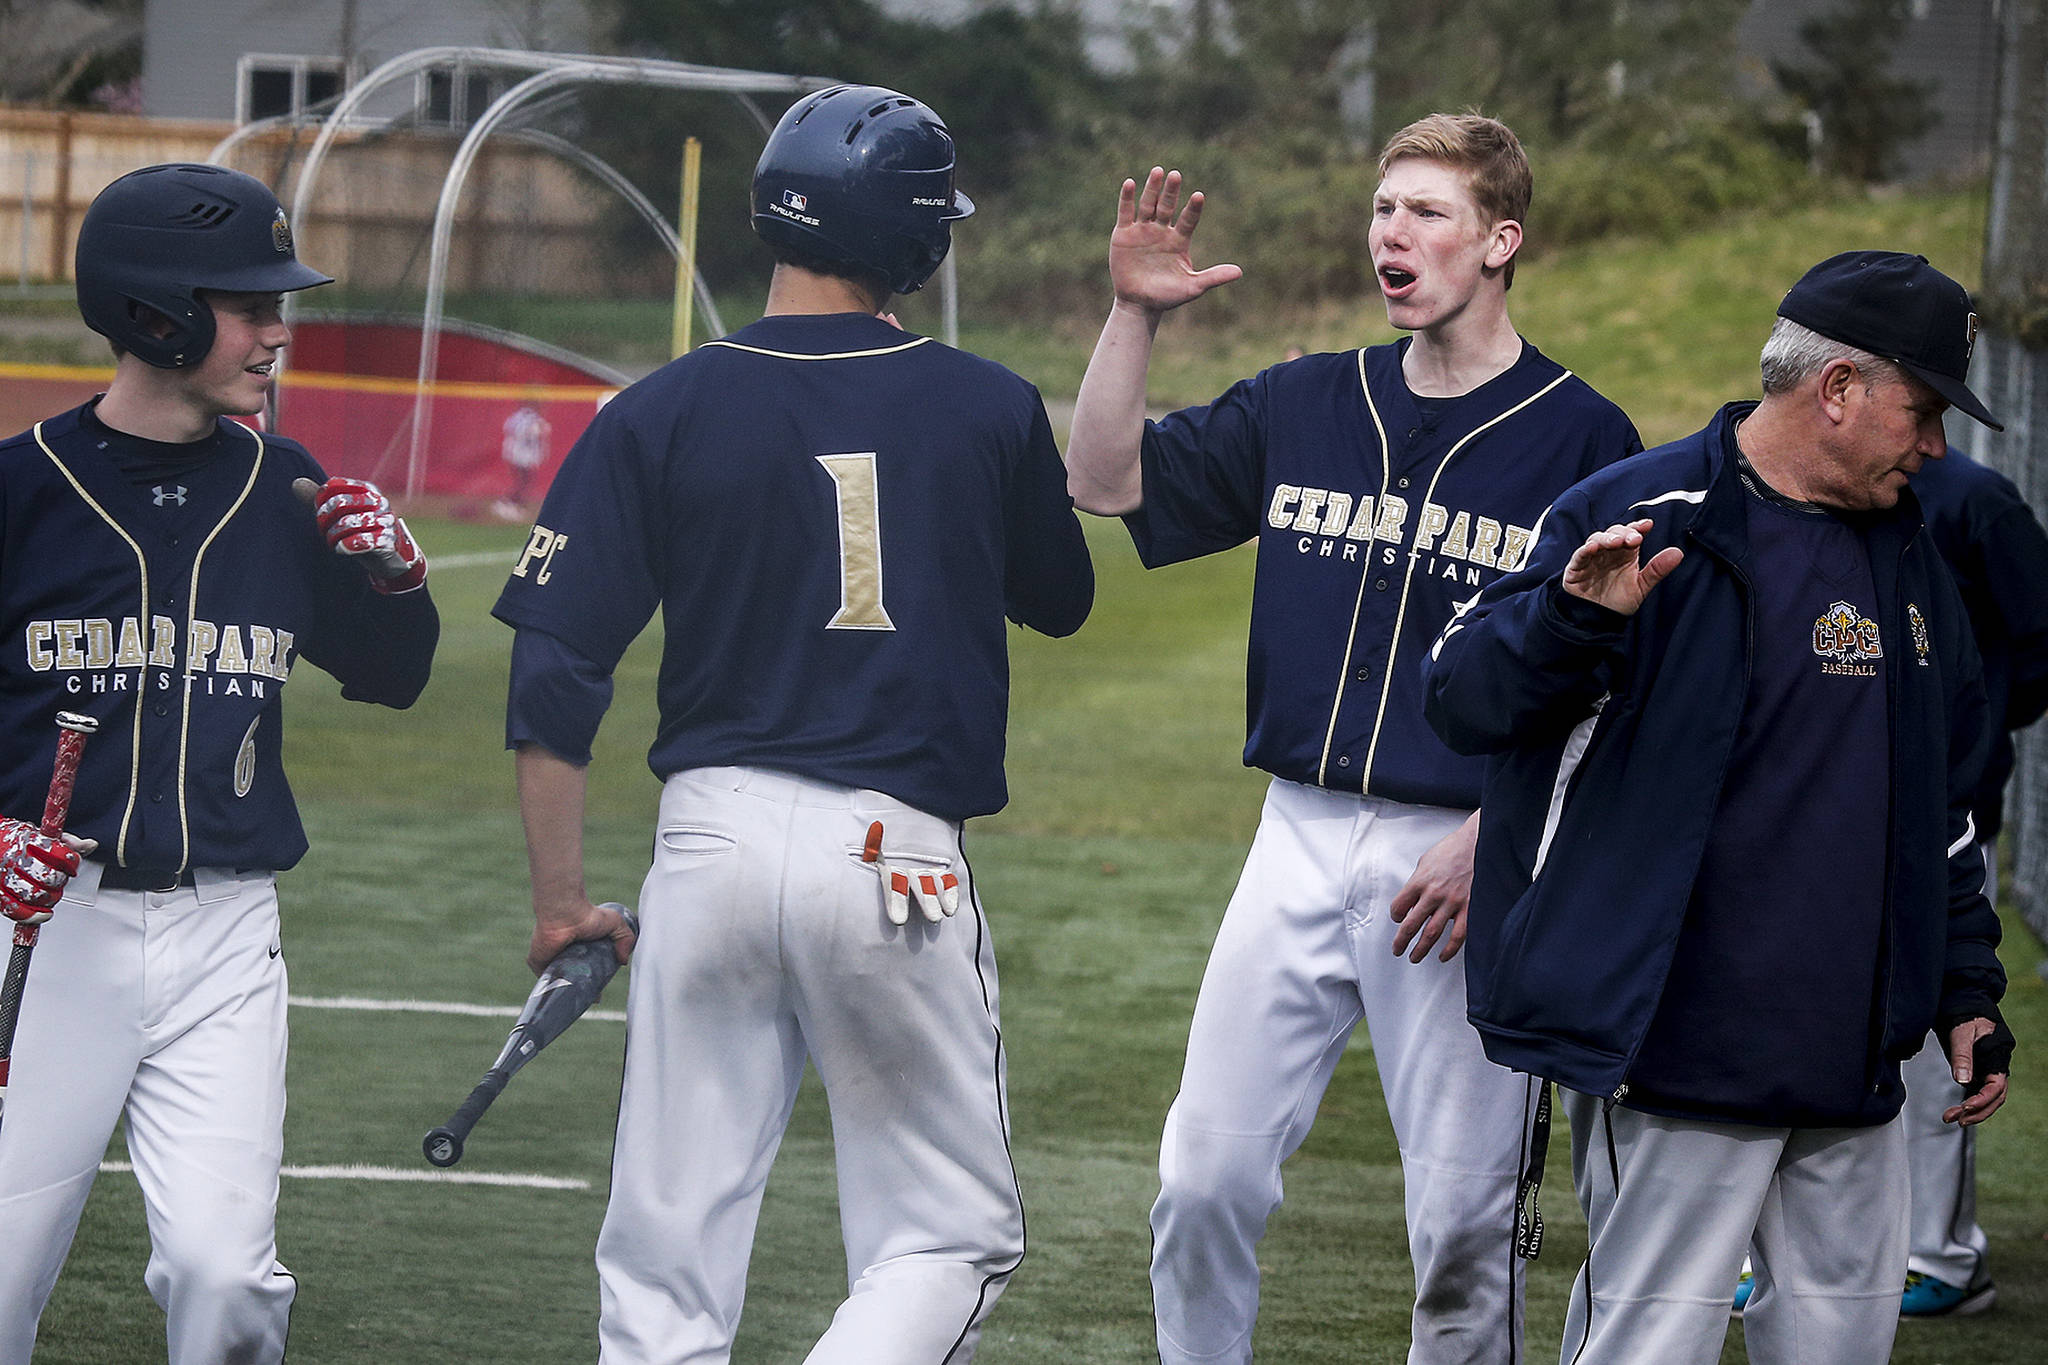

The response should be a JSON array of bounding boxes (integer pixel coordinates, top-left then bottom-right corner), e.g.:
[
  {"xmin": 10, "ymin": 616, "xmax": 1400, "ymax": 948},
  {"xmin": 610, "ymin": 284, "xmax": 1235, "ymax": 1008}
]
[
  {"xmin": 151, "ymin": 792, "xmax": 164, "ymax": 804},
  {"xmin": 1374, "ymin": 579, "xmax": 1389, "ymax": 591},
  {"xmin": 1337, "ymin": 756, "xmax": 1350, "ymax": 767},
  {"xmin": 1398, "ymin": 477, "xmax": 1411, "ymax": 489},
  {"xmin": 154, "ymin": 703, "xmax": 168, "ymax": 717}
]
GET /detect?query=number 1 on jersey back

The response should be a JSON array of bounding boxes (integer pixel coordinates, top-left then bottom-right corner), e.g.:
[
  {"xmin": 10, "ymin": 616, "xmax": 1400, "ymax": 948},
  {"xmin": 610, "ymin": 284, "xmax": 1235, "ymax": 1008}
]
[{"xmin": 816, "ymin": 452, "xmax": 895, "ymax": 631}]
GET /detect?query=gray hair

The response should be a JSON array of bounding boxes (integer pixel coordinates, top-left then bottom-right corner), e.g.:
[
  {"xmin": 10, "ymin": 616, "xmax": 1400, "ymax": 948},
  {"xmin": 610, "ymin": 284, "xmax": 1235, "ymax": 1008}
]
[{"xmin": 1759, "ymin": 317, "xmax": 1904, "ymax": 396}]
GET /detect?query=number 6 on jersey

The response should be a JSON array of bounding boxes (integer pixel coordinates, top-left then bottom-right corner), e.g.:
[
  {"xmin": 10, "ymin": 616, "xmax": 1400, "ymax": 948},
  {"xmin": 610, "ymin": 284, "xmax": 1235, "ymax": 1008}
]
[{"xmin": 816, "ymin": 452, "xmax": 894, "ymax": 631}]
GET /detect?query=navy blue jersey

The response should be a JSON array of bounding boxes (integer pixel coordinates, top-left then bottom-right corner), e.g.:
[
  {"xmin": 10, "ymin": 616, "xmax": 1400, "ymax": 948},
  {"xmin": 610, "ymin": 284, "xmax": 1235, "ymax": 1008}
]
[
  {"xmin": 0, "ymin": 402, "xmax": 438, "ymax": 873},
  {"xmin": 493, "ymin": 312, "xmax": 1093, "ymax": 823},
  {"xmin": 1913, "ymin": 448, "xmax": 2048, "ymax": 836},
  {"xmin": 1124, "ymin": 338, "xmax": 1640, "ymax": 808}
]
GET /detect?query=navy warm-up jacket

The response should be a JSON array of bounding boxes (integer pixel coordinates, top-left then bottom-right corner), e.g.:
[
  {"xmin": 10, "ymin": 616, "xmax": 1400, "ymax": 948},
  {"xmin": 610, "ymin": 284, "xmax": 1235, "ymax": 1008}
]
[{"xmin": 1421, "ymin": 402, "xmax": 2004, "ymax": 1121}]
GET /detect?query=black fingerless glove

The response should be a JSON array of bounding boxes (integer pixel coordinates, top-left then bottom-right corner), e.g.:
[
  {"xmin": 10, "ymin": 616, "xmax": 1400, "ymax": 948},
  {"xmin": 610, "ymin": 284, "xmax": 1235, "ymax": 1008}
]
[{"xmin": 1938, "ymin": 1006, "xmax": 2015, "ymax": 1096}]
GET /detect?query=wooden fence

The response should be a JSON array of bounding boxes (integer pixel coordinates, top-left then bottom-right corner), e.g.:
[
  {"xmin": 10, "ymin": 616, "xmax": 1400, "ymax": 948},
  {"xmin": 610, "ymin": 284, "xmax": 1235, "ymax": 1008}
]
[{"xmin": 0, "ymin": 106, "xmax": 645, "ymax": 296}]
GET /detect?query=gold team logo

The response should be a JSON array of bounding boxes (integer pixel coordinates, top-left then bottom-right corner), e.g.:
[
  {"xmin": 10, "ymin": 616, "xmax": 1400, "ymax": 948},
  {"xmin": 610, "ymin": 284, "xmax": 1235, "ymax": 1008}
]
[
  {"xmin": 271, "ymin": 207, "xmax": 294, "ymax": 255},
  {"xmin": 1813, "ymin": 599, "xmax": 1883, "ymax": 677},
  {"xmin": 1908, "ymin": 603, "xmax": 1931, "ymax": 666}
]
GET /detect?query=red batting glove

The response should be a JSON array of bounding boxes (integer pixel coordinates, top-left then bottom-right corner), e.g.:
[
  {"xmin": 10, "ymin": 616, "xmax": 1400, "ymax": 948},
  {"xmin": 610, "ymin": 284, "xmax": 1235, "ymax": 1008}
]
[
  {"xmin": 0, "ymin": 818, "xmax": 80, "ymax": 926},
  {"xmin": 298, "ymin": 477, "xmax": 428, "ymax": 594}
]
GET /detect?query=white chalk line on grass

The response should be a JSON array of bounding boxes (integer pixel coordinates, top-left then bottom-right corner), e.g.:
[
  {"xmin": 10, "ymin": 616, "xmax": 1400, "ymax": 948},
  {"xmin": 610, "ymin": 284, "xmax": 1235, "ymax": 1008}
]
[
  {"xmin": 97, "ymin": 1159, "xmax": 590, "ymax": 1191},
  {"xmin": 430, "ymin": 550, "xmax": 516, "ymax": 570},
  {"xmin": 289, "ymin": 994, "xmax": 624, "ymax": 1023}
]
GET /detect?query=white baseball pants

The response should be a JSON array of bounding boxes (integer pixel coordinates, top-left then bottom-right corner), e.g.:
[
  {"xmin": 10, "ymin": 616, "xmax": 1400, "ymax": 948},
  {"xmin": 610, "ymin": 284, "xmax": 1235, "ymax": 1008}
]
[
  {"xmin": 1558, "ymin": 1091, "xmax": 1906, "ymax": 1365},
  {"xmin": 1901, "ymin": 840, "xmax": 1993, "ymax": 1291},
  {"xmin": 596, "ymin": 767, "xmax": 1024, "ymax": 1365},
  {"xmin": 1150, "ymin": 780, "xmax": 1535, "ymax": 1365},
  {"xmin": 0, "ymin": 865, "xmax": 293, "ymax": 1365}
]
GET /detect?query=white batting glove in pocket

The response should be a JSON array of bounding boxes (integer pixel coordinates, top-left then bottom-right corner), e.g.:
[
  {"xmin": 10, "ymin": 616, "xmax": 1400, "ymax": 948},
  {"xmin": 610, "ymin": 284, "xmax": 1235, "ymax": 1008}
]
[{"xmin": 858, "ymin": 820, "xmax": 960, "ymax": 926}]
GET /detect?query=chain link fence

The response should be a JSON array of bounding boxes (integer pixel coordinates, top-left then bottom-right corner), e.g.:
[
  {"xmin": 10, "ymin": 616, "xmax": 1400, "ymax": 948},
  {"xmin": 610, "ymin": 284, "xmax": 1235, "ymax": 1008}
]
[{"xmin": 1957, "ymin": 0, "xmax": 2048, "ymax": 947}]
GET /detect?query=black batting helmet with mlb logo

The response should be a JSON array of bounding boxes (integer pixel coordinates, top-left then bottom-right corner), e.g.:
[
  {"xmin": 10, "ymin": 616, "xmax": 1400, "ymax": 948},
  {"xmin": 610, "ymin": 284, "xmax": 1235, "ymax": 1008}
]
[
  {"xmin": 750, "ymin": 85, "xmax": 975, "ymax": 295},
  {"xmin": 75, "ymin": 163, "xmax": 332, "ymax": 369}
]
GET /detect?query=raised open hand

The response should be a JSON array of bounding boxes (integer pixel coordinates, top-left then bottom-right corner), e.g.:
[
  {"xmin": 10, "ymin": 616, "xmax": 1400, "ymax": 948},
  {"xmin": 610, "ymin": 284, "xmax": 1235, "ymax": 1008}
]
[
  {"xmin": 1110, "ymin": 167, "xmax": 1243, "ymax": 315},
  {"xmin": 1561, "ymin": 519, "xmax": 1684, "ymax": 616}
]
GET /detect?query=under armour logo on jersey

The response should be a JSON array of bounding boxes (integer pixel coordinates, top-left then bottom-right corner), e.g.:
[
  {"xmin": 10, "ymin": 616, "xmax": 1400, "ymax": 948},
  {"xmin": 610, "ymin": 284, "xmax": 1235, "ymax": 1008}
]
[{"xmin": 152, "ymin": 485, "xmax": 188, "ymax": 507}]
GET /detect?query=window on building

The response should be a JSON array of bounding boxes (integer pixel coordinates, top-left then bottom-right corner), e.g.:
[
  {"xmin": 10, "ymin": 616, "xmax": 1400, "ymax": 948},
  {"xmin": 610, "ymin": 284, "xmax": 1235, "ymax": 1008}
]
[
  {"xmin": 237, "ymin": 55, "xmax": 348, "ymax": 123},
  {"xmin": 419, "ymin": 69, "xmax": 508, "ymax": 128}
]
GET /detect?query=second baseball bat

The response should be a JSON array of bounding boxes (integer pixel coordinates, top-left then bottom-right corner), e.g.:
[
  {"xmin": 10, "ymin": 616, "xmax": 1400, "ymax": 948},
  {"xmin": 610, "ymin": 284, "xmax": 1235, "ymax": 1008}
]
[
  {"xmin": 0, "ymin": 711, "xmax": 101, "ymax": 1120},
  {"xmin": 422, "ymin": 905, "xmax": 637, "ymax": 1167}
]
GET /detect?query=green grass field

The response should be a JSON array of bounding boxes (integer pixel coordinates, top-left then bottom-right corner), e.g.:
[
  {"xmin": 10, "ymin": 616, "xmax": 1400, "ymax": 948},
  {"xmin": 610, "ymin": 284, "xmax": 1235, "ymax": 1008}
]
[{"xmin": 25, "ymin": 184, "xmax": 2048, "ymax": 1363}]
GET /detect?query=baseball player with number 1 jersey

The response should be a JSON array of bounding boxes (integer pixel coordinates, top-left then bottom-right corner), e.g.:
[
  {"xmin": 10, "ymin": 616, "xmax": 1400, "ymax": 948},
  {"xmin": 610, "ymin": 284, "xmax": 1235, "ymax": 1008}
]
[
  {"xmin": 493, "ymin": 86, "xmax": 1091, "ymax": 1364},
  {"xmin": 0, "ymin": 164, "xmax": 437, "ymax": 1363},
  {"xmin": 1066, "ymin": 115, "xmax": 1639, "ymax": 1364}
]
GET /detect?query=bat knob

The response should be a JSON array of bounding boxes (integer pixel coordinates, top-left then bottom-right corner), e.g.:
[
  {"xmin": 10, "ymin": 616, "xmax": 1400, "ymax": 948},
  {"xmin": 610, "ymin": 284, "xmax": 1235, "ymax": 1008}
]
[{"xmin": 423, "ymin": 1126, "xmax": 465, "ymax": 1167}]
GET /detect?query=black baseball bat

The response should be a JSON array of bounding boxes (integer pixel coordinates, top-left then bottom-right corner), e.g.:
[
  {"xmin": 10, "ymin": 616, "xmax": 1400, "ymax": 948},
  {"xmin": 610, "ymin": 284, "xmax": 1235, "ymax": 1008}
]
[
  {"xmin": 0, "ymin": 711, "xmax": 99, "ymax": 1126},
  {"xmin": 422, "ymin": 904, "xmax": 637, "ymax": 1167}
]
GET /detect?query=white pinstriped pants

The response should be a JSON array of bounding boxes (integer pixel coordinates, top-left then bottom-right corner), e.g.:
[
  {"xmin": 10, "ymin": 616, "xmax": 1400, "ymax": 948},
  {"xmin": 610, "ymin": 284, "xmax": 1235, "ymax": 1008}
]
[
  {"xmin": 596, "ymin": 767, "xmax": 1023, "ymax": 1365},
  {"xmin": 1150, "ymin": 780, "xmax": 1534, "ymax": 1365},
  {"xmin": 0, "ymin": 866, "xmax": 293, "ymax": 1365}
]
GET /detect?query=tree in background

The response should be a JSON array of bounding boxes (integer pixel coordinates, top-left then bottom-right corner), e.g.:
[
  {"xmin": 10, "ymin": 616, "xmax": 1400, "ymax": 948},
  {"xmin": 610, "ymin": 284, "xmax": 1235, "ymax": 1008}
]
[
  {"xmin": 588, "ymin": 0, "xmax": 1103, "ymax": 295},
  {"xmin": 0, "ymin": 0, "xmax": 142, "ymax": 110},
  {"xmin": 1771, "ymin": 0, "xmax": 1938, "ymax": 182}
]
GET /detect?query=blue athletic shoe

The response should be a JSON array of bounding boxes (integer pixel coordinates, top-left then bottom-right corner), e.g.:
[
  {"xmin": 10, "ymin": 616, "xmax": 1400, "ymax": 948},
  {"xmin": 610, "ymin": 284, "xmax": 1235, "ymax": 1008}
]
[
  {"xmin": 1901, "ymin": 1270, "xmax": 1996, "ymax": 1317},
  {"xmin": 1731, "ymin": 1270, "xmax": 1753, "ymax": 1319}
]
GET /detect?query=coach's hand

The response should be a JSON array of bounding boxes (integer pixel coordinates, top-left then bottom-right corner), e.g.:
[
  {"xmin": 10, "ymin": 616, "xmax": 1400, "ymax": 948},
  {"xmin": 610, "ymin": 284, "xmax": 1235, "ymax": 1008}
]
[
  {"xmin": 1391, "ymin": 812, "xmax": 1478, "ymax": 963},
  {"xmin": 295, "ymin": 476, "xmax": 428, "ymax": 594},
  {"xmin": 1110, "ymin": 167, "xmax": 1243, "ymax": 317},
  {"xmin": 1562, "ymin": 519, "xmax": 1683, "ymax": 616},
  {"xmin": 0, "ymin": 820, "xmax": 94, "ymax": 926},
  {"xmin": 1940, "ymin": 1014, "xmax": 2013, "ymax": 1126}
]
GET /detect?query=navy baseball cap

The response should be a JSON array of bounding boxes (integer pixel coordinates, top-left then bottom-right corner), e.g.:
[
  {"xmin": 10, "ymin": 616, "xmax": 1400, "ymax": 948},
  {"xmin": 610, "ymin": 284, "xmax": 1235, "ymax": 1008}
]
[{"xmin": 1777, "ymin": 250, "xmax": 2001, "ymax": 430}]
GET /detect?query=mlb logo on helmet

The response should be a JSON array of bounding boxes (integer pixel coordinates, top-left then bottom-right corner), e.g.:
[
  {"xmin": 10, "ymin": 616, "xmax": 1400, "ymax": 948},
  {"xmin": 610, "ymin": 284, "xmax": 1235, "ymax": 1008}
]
[
  {"xmin": 271, "ymin": 207, "xmax": 293, "ymax": 254},
  {"xmin": 784, "ymin": 190, "xmax": 808, "ymax": 212}
]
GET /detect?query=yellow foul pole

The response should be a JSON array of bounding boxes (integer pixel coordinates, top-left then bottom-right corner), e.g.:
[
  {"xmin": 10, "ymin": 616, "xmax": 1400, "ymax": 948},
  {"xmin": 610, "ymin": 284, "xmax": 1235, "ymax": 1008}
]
[{"xmin": 671, "ymin": 136, "xmax": 703, "ymax": 359}]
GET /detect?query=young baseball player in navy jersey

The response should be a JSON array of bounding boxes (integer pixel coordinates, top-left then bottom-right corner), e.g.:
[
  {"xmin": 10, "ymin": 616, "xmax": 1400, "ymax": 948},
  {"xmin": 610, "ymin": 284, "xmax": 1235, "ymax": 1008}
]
[
  {"xmin": 0, "ymin": 163, "xmax": 437, "ymax": 1363},
  {"xmin": 1065, "ymin": 115, "xmax": 1640, "ymax": 1365},
  {"xmin": 493, "ymin": 86, "xmax": 1091, "ymax": 1364},
  {"xmin": 1423, "ymin": 251, "xmax": 2011, "ymax": 1365}
]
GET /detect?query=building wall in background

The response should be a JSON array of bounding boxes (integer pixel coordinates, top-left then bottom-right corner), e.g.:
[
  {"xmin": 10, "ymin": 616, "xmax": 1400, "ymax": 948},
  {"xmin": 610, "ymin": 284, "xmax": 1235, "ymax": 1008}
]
[{"xmin": 143, "ymin": 0, "xmax": 591, "ymax": 123}]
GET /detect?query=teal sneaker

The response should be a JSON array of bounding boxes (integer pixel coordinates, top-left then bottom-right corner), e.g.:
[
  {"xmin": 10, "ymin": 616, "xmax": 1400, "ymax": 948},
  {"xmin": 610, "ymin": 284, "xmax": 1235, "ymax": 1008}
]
[
  {"xmin": 1731, "ymin": 1270, "xmax": 1753, "ymax": 1319},
  {"xmin": 1901, "ymin": 1270, "xmax": 1996, "ymax": 1317}
]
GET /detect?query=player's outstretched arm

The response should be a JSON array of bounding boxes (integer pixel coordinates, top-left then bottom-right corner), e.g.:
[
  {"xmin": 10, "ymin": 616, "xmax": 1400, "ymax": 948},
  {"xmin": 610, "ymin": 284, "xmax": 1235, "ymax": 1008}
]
[
  {"xmin": 1068, "ymin": 168, "xmax": 1242, "ymax": 517},
  {"xmin": 516, "ymin": 743, "xmax": 635, "ymax": 972}
]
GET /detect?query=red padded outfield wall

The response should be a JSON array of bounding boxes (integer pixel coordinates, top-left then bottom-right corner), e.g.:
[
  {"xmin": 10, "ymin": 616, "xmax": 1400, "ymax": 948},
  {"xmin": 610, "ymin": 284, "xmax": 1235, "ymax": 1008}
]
[
  {"xmin": 276, "ymin": 316, "xmax": 627, "ymax": 511},
  {"xmin": 0, "ymin": 316, "xmax": 628, "ymax": 515}
]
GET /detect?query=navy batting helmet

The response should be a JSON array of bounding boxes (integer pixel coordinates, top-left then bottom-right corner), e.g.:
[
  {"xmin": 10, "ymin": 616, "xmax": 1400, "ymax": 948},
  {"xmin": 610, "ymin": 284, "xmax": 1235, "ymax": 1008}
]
[
  {"xmin": 751, "ymin": 85, "xmax": 974, "ymax": 295},
  {"xmin": 75, "ymin": 163, "xmax": 332, "ymax": 369}
]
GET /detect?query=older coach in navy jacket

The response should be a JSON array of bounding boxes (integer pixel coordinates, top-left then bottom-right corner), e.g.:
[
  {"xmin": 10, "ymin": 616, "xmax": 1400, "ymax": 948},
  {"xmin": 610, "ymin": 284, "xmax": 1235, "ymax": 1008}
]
[{"xmin": 1422, "ymin": 252, "xmax": 2012, "ymax": 1365}]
